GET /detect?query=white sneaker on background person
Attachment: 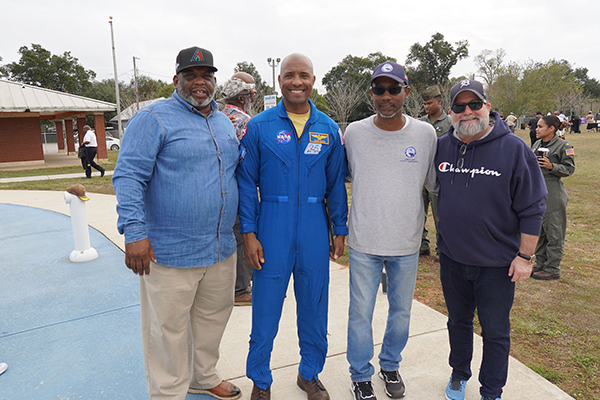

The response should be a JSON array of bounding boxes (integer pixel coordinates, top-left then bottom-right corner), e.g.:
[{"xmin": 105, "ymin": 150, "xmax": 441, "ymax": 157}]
[{"xmin": 0, "ymin": 363, "xmax": 7, "ymax": 375}]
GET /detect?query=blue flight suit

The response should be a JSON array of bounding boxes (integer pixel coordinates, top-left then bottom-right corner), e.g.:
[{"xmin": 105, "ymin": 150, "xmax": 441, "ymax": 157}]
[{"xmin": 237, "ymin": 100, "xmax": 348, "ymax": 389}]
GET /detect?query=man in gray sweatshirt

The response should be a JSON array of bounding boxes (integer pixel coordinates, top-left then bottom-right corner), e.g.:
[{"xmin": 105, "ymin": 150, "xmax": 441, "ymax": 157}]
[{"xmin": 345, "ymin": 62, "xmax": 437, "ymax": 400}]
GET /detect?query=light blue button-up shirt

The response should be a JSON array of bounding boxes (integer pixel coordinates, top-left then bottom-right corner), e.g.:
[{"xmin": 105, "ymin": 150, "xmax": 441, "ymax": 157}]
[{"xmin": 113, "ymin": 91, "xmax": 239, "ymax": 268}]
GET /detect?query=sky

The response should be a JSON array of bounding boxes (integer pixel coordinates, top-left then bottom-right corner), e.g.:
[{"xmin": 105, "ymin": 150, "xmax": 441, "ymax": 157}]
[{"xmin": 2, "ymin": 0, "xmax": 598, "ymax": 97}]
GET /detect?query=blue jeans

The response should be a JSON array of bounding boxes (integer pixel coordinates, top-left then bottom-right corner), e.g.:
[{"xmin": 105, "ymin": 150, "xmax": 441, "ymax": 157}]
[
  {"xmin": 347, "ymin": 247, "xmax": 419, "ymax": 382},
  {"xmin": 439, "ymin": 253, "xmax": 515, "ymax": 399}
]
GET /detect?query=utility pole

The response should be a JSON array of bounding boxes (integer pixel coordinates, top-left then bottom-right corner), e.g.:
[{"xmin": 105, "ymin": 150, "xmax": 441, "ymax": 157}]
[
  {"xmin": 267, "ymin": 57, "xmax": 281, "ymax": 96},
  {"xmin": 109, "ymin": 16, "xmax": 123, "ymax": 138},
  {"xmin": 133, "ymin": 56, "xmax": 140, "ymax": 112}
]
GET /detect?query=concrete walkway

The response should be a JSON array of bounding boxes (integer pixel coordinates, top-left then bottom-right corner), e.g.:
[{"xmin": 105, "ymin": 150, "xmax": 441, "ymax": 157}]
[{"xmin": 0, "ymin": 189, "xmax": 574, "ymax": 400}]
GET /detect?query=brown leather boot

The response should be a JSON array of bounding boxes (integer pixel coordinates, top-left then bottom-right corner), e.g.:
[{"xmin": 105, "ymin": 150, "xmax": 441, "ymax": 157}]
[
  {"xmin": 250, "ymin": 384, "xmax": 271, "ymax": 400},
  {"xmin": 297, "ymin": 372, "xmax": 330, "ymax": 400}
]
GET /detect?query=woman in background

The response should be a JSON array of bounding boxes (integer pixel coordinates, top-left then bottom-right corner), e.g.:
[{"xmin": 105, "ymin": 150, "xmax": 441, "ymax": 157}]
[{"xmin": 531, "ymin": 115, "xmax": 575, "ymax": 280}]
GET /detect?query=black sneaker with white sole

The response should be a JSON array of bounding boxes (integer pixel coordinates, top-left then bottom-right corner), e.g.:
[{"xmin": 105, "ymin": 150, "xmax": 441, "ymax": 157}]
[
  {"xmin": 378, "ymin": 369, "xmax": 406, "ymax": 398},
  {"xmin": 350, "ymin": 381, "xmax": 377, "ymax": 400}
]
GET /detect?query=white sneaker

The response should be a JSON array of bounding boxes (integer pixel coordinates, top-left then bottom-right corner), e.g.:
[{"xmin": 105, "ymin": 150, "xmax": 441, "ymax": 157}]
[{"xmin": 0, "ymin": 363, "xmax": 7, "ymax": 375}]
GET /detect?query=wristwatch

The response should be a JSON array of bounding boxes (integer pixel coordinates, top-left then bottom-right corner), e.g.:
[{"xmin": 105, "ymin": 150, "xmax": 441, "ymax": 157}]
[{"xmin": 517, "ymin": 252, "xmax": 536, "ymax": 264}]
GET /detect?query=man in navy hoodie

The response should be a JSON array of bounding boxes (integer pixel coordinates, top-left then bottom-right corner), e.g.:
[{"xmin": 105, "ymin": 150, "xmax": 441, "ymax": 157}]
[{"xmin": 436, "ymin": 80, "xmax": 547, "ymax": 400}]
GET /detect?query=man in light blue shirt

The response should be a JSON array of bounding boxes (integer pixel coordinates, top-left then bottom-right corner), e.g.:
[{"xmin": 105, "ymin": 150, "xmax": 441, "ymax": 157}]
[{"xmin": 113, "ymin": 46, "xmax": 241, "ymax": 400}]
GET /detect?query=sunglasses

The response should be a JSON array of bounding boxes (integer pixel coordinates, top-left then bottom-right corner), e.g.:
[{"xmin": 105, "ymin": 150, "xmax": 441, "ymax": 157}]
[
  {"xmin": 371, "ymin": 85, "xmax": 406, "ymax": 96},
  {"xmin": 451, "ymin": 100, "xmax": 485, "ymax": 114}
]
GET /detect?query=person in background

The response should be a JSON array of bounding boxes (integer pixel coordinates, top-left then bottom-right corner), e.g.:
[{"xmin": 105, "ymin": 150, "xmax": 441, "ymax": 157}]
[
  {"xmin": 527, "ymin": 112, "xmax": 543, "ymax": 146},
  {"xmin": 221, "ymin": 72, "xmax": 257, "ymax": 306},
  {"xmin": 505, "ymin": 112, "xmax": 517, "ymax": 133},
  {"xmin": 570, "ymin": 113, "xmax": 581, "ymax": 134},
  {"xmin": 81, "ymin": 125, "xmax": 106, "ymax": 179},
  {"xmin": 419, "ymin": 85, "xmax": 451, "ymax": 261},
  {"xmin": 585, "ymin": 111, "xmax": 595, "ymax": 132},
  {"xmin": 531, "ymin": 115, "xmax": 575, "ymax": 280}
]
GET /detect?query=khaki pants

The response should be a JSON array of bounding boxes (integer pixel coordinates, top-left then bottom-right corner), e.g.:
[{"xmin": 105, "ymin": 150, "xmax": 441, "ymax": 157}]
[{"xmin": 140, "ymin": 255, "xmax": 236, "ymax": 400}]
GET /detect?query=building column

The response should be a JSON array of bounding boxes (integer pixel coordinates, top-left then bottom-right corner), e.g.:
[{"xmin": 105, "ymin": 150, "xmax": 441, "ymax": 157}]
[
  {"xmin": 76, "ymin": 115, "xmax": 87, "ymax": 145},
  {"xmin": 65, "ymin": 119, "xmax": 75, "ymax": 154},
  {"xmin": 55, "ymin": 119, "xmax": 65, "ymax": 152},
  {"xmin": 93, "ymin": 113, "xmax": 108, "ymax": 161}
]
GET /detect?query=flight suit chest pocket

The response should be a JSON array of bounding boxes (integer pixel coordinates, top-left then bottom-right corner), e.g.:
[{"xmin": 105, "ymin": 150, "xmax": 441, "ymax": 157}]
[{"xmin": 262, "ymin": 139, "xmax": 294, "ymax": 170}]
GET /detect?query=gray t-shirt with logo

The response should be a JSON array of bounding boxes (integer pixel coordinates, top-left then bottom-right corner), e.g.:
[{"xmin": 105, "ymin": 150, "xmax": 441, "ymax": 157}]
[{"xmin": 344, "ymin": 115, "xmax": 438, "ymax": 256}]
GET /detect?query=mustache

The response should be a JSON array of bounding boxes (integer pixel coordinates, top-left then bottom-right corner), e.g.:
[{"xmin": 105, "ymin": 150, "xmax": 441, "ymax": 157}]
[{"xmin": 458, "ymin": 115, "xmax": 480, "ymax": 122}]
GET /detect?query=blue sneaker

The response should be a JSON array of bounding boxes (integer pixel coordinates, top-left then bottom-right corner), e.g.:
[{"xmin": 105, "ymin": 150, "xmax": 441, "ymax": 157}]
[{"xmin": 445, "ymin": 376, "xmax": 467, "ymax": 400}]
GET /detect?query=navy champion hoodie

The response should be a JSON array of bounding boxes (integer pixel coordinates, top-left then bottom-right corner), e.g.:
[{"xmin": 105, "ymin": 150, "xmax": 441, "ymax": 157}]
[{"xmin": 435, "ymin": 111, "xmax": 547, "ymax": 267}]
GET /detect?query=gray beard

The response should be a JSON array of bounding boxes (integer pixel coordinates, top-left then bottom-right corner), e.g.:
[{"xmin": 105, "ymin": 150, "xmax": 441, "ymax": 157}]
[
  {"xmin": 176, "ymin": 82, "xmax": 214, "ymax": 108},
  {"xmin": 453, "ymin": 114, "xmax": 489, "ymax": 136},
  {"xmin": 378, "ymin": 110, "xmax": 400, "ymax": 119},
  {"xmin": 242, "ymin": 99, "xmax": 253, "ymax": 114}
]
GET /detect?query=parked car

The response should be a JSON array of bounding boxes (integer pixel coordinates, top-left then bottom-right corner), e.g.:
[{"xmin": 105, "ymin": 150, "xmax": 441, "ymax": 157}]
[{"xmin": 105, "ymin": 133, "xmax": 121, "ymax": 151}]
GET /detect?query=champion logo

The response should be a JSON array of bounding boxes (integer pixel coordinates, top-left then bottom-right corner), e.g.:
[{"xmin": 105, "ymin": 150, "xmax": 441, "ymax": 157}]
[
  {"xmin": 438, "ymin": 162, "xmax": 502, "ymax": 178},
  {"xmin": 190, "ymin": 49, "xmax": 204, "ymax": 62}
]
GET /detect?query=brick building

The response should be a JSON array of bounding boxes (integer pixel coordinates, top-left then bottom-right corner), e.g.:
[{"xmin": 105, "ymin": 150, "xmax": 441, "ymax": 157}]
[{"xmin": 0, "ymin": 79, "xmax": 116, "ymax": 168}]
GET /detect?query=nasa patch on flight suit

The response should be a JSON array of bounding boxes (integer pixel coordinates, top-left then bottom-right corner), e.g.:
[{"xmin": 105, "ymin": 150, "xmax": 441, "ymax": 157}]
[
  {"xmin": 304, "ymin": 143, "xmax": 322, "ymax": 155},
  {"xmin": 276, "ymin": 130, "xmax": 292, "ymax": 144},
  {"xmin": 309, "ymin": 132, "xmax": 329, "ymax": 145}
]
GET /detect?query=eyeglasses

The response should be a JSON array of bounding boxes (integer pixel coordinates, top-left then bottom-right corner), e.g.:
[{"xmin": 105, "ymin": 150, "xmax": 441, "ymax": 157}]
[
  {"xmin": 451, "ymin": 100, "xmax": 485, "ymax": 114},
  {"xmin": 371, "ymin": 85, "xmax": 406, "ymax": 96}
]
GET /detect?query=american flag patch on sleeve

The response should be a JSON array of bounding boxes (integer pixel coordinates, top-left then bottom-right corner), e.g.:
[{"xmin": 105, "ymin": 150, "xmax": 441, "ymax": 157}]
[{"xmin": 565, "ymin": 148, "xmax": 574, "ymax": 156}]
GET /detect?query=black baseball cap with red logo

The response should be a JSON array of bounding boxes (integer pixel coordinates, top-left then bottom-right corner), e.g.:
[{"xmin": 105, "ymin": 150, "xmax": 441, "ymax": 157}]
[{"xmin": 175, "ymin": 47, "xmax": 218, "ymax": 74}]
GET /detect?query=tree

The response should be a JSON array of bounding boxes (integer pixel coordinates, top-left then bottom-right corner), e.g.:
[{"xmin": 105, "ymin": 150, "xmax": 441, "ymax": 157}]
[
  {"xmin": 489, "ymin": 59, "xmax": 583, "ymax": 117},
  {"xmin": 119, "ymin": 75, "xmax": 172, "ymax": 109},
  {"xmin": 324, "ymin": 76, "xmax": 368, "ymax": 132},
  {"xmin": 474, "ymin": 48, "xmax": 506, "ymax": 87},
  {"xmin": 402, "ymin": 89, "xmax": 426, "ymax": 119},
  {"xmin": 571, "ymin": 67, "xmax": 600, "ymax": 99},
  {"xmin": 520, "ymin": 59, "xmax": 582, "ymax": 115},
  {"xmin": 322, "ymin": 52, "xmax": 396, "ymax": 122},
  {"xmin": 405, "ymin": 32, "xmax": 469, "ymax": 91},
  {"xmin": 487, "ymin": 61, "xmax": 523, "ymax": 115},
  {"xmin": 2, "ymin": 44, "xmax": 96, "ymax": 95},
  {"xmin": 309, "ymin": 89, "xmax": 328, "ymax": 114}
]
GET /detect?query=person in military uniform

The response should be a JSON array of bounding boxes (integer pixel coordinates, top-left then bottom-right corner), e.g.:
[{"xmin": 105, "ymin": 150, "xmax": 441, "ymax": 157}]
[
  {"xmin": 419, "ymin": 85, "xmax": 452, "ymax": 260},
  {"xmin": 532, "ymin": 115, "xmax": 575, "ymax": 280}
]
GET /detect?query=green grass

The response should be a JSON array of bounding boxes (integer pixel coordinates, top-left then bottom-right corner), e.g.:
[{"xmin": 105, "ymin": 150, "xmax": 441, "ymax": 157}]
[
  {"xmin": 2, "ymin": 131, "xmax": 600, "ymax": 398},
  {"xmin": 0, "ymin": 152, "xmax": 118, "ymax": 194}
]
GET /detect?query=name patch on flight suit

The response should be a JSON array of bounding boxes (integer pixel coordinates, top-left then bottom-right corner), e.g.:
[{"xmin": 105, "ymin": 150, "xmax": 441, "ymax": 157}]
[
  {"xmin": 309, "ymin": 132, "xmax": 329, "ymax": 145},
  {"xmin": 304, "ymin": 143, "xmax": 322, "ymax": 154}
]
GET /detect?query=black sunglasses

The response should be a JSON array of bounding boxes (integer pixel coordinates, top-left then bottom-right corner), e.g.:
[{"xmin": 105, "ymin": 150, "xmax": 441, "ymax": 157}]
[
  {"xmin": 371, "ymin": 85, "xmax": 406, "ymax": 96},
  {"xmin": 451, "ymin": 100, "xmax": 485, "ymax": 114}
]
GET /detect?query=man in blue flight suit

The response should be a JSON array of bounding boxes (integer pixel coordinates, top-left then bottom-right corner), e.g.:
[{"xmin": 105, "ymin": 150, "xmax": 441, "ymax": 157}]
[{"xmin": 237, "ymin": 53, "xmax": 348, "ymax": 400}]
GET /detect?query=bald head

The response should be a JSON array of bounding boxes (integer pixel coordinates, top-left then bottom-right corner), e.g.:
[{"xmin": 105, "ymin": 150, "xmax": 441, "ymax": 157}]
[
  {"xmin": 232, "ymin": 71, "xmax": 255, "ymax": 85},
  {"xmin": 278, "ymin": 53, "xmax": 315, "ymax": 114},
  {"xmin": 280, "ymin": 53, "xmax": 313, "ymax": 74}
]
